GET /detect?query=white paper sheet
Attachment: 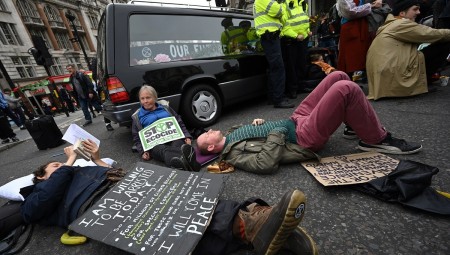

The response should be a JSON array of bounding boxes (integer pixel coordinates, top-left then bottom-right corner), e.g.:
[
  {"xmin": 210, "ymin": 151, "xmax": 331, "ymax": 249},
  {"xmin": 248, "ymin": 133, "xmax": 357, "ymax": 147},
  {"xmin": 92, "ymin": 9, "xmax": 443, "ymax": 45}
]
[{"xmin": 62, "ymin": 123, "xmax": 100, "ymax": 146}]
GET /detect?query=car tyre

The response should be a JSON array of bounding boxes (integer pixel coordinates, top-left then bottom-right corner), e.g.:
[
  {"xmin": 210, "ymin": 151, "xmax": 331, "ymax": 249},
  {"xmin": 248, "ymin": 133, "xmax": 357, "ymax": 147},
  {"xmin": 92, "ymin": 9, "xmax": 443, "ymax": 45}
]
[{"xmin": 181, "ymin": 84, "xmax": 222, "ymax": 128}]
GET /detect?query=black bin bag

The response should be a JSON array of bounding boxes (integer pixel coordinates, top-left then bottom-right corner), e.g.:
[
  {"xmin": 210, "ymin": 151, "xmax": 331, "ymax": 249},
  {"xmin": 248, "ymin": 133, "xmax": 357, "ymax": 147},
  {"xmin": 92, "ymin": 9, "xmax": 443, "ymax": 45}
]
[{"xmin": 354, "ymin": 160, "xmax": 450, "ymax": 215}]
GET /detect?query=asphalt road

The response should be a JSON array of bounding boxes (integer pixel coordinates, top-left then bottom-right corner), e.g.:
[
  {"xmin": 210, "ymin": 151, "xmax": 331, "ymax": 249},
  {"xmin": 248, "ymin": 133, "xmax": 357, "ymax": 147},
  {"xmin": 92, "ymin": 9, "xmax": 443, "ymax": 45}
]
[{"xmin": 1, "ymin": 77, "xmax": 449, "ymax": 255}]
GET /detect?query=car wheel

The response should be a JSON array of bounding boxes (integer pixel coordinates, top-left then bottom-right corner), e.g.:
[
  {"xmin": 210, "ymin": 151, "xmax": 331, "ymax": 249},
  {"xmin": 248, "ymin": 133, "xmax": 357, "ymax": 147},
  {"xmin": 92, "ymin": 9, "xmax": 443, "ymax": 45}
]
[{"xmin": 181, "ymin": 84, "xmax": 222, "ymax": 128}]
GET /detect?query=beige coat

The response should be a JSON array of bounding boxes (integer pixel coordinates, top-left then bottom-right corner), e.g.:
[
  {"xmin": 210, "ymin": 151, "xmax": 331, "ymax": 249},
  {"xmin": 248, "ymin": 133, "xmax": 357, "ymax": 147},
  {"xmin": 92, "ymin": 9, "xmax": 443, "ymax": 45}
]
[{"xmin": 366, "ymin": 14, "xmax": 450, "ymax": 100}]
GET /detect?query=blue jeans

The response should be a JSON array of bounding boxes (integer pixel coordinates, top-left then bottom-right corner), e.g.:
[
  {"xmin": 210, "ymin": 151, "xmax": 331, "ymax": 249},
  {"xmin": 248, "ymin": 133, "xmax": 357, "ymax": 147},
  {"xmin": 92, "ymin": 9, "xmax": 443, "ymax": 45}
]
[
  {"xmin": 261, "ymin": 37, "xmax": 285, "ymax": 104},
  {"xmin": 78, "ymin": 97, "xmax": 102, "ymax": 121}
]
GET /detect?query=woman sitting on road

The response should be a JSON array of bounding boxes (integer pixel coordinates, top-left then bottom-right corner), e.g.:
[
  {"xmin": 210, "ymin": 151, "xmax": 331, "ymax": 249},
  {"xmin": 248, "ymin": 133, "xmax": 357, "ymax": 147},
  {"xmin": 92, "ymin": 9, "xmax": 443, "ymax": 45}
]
[{"xmin": 131, "ymin": 85, "xmax": 200, "ymax": 171}]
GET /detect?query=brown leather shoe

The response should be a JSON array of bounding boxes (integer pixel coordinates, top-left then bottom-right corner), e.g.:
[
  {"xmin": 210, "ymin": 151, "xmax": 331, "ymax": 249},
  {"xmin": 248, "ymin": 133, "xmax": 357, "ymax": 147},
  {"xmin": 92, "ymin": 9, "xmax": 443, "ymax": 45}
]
[{"xmin": 238, "ymin": 189, "xmax": 306, "ymax": 255}]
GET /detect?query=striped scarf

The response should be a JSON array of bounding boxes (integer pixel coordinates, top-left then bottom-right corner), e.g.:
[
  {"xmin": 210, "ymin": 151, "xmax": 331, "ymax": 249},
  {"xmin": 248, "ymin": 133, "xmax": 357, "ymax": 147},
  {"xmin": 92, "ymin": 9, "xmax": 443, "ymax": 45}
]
[{"xmin": 225, "ymin": 119, "xmax": 297, "ymax": 147}]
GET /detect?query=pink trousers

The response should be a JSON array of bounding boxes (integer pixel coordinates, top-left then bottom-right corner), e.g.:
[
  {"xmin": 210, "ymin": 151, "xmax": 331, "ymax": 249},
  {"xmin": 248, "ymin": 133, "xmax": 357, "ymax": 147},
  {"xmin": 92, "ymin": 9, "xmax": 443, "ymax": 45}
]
[{"xmin": 290, "ymin": 71, "xmax": 387, "ymax": 152}]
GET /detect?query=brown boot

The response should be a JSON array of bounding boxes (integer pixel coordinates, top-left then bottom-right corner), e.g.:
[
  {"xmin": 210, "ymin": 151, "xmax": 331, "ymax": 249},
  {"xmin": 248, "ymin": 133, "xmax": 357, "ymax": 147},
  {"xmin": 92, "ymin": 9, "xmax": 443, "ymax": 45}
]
[
  {"xmin": 280, "ymin": 226, "xmax": 319, "ymax": 255},
  {"xmin": 237, "ymin": 189, "xmax": 306, "ymax": 255}
]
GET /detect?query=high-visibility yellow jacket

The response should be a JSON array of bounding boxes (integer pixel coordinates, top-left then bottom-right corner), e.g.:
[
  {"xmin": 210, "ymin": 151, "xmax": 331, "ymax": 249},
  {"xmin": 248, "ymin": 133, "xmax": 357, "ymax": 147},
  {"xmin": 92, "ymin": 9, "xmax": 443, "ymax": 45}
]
[
  {"xmin": 281, "ymin": 0, "xmax": 310, "ymax": 39},
  {"xmin": 253, "ymin": 0, "xmax": 284, "ymax": 36},
  {"xmin": 221, "ymin": 26, "xmax": 247, "ymax": 53}
]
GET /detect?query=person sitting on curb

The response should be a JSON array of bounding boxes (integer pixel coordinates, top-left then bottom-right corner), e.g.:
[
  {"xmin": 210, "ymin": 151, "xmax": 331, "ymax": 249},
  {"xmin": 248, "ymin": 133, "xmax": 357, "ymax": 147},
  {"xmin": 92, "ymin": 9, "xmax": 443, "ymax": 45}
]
[
  {"xmin": 197, "ymin": 71, "xmax": 422, "ymax": 174},
  {"xmin": 366, "ymin": 0, "xmax": 450, "ymax": 100},
  {"xmin": 131, "ymin": 85, "xmax": 200, "ymax": 172},
  {"xmin": 0, "ymin": 140, "xmax": 316, "ymax": 255}
]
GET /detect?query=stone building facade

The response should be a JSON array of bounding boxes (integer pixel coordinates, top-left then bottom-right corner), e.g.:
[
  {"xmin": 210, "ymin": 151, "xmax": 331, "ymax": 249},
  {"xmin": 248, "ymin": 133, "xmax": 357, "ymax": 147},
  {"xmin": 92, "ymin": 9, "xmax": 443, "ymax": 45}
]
[{"xmin": 0, "ymin": 0, "xmax": 127, "ymax": 90}]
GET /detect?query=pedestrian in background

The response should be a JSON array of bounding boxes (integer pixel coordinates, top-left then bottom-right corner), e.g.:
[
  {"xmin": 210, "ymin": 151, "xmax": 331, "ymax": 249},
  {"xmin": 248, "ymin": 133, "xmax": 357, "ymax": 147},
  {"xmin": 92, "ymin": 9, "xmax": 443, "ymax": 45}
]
[
  {"xmin": 66, "ymin": 64, "xmax": 102, "ymax": 127},
  {"xmin": 254, "ymin": 0, "xmax": 294, "ymax": 108},
  {"xmin": 0, "ymin": 109, "xmax": 19, "ymax": 144},
  {"xmin": 316, "ymin": 13, "xmax": 337, "ymax": 48},
  {"xmin": 59, "ymin": 87, "xmax": 75, "ymax": 113},
  {"xmin": 433, "ymin": 0, "xmax": 450, "ymax": 28},
  {"xmin": 280, "ymin": 0, "xmax": 312, "ymax": 99},
  {"xmin": 41, "ymin": 100, "xmax": 53, "ymax": 116},
  {"xmin": 2, "ymin": 88, "xmax": 27, "ymax": 128},
  {"xmin": 336, "ymin": 0, "xmax": 382, "ymax": 78},
  {"xmin": 0, "ymin": 90, "xmax": 25, "ymax": 130}
]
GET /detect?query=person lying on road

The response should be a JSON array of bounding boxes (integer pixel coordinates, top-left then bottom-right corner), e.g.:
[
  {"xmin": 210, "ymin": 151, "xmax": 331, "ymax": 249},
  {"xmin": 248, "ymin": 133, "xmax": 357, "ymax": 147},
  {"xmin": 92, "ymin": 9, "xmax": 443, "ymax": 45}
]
[
  {"xmin": 197, "ymin": 71, "xmax": 422, "ymax": 174},
  {"xmin": 0, "ymin": 140, "xmax": 316, "ymax": 255}
]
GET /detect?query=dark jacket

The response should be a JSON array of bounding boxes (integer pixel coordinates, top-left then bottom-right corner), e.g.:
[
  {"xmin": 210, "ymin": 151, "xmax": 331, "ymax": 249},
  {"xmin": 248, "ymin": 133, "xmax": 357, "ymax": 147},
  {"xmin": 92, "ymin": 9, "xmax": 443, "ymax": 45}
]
[
  {"xmin": 21, "ymin": 165, "xmax": 109, "ymax": 228},
  {"xmin": 69, "ymin": 71, "xmax": 95, "ymax": 99},
  {"xmin": 131, "ymin": 100, "xmax": 192, "ymax": 155}
]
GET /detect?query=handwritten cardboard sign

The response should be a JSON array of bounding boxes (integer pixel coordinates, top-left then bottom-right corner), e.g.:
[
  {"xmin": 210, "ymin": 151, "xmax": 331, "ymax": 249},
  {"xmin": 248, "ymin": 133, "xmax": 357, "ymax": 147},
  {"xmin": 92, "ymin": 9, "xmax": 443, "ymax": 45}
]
[
  {"xmin": 70, "ymin": 162, "xmax": 225, "ymax": 255},
  {"xmin": 301, "ymin": 152, "xmax": 399, "ymax": 186},
  {"xmin": 138, "ymin": 117, "xmax": 185, "ymax": 151}
]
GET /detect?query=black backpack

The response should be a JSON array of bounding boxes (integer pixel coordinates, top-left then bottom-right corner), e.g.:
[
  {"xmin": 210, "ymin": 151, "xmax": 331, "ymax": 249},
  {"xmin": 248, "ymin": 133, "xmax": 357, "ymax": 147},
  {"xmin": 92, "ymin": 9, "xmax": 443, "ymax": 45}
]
[
  {"xmin": 0, "ymin": 201, "xmax": 34, "ymax": 255},
  {"xmin": 0, "ymin": 225, "xmax": 33, "ymax": 255}
]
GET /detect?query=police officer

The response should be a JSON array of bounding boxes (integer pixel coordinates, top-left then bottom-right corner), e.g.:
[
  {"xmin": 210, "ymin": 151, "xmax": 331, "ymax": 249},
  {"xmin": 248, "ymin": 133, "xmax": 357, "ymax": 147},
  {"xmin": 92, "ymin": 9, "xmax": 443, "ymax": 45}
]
[
  {"xmin": 281, "ymin": 0, "xmax": 312, "ymax": 98},
  {"xmin": 220, "ymin": 18, "xmax": 246, "ymax": 54},
  {"xmin": 254, "ymin": 0, "xmax": 294, "ymax": 108}
]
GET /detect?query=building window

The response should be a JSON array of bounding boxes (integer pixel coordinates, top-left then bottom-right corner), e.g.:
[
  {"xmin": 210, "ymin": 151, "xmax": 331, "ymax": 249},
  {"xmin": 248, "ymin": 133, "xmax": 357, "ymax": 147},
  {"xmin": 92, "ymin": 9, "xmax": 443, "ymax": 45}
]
[
  {"xmin": 43, "ymin": 5, "xmax": 64, "ymax": 28},
  {"xmin": 87, "ymin": 14, "xmax": 98, "ymax": 29},
  {"xmin": 16, "ymin": 0, "xmax": 42, "ymax": 24},
  {"xmin": 11, "ymin": 56, "xmax": 35, "ymax": 78},
  {"xmin": 16, "ymin": 0, "xmax": 34, "ymax": 17},
  {"xmin": 71, "ymin": 15, "xmax": 84, "ymax": 31},
  {"xmin": 0, "ymin": 1, "xmax": 8, "ymax": 11},
  {"xmin": 50, "ymin": 57, "xmax": 64, "ymax": 75},
  {"xmin": 67, "ymin": 57, "xmax": 83, "ymax": 69},
  {"xmin": 0, "ymin": 23, "xmax": 23, "ymax": 45},
  {"xmin": 29, "ymin": 29, "xmax": 52, "ymax": 49},
  {"xmin": 54, "ymin": 32, "xmax": 73, "ymax": 50}
]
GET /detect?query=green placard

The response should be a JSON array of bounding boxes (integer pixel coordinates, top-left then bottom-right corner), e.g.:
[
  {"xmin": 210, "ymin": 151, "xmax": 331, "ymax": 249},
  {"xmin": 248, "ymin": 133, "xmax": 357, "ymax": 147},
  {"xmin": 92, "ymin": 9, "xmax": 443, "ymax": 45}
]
[{"xmin": 138, "ymin": 117, "xmax": 185, "ymax": 151}]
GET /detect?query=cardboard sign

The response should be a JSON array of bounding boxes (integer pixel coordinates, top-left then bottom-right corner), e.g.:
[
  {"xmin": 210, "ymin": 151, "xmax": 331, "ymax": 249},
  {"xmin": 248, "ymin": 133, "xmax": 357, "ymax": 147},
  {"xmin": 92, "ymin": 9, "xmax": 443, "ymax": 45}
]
[
  {"xmin": 301, "ymin": 152, "xmax": 399, "ymax": 186},
  {"xmin": 70, "ymin": 162, "xmax": 225, "ymax": 255},
  {"xmin": 138, "ymin": 117, "xmax": 185, "ymax": 151}
]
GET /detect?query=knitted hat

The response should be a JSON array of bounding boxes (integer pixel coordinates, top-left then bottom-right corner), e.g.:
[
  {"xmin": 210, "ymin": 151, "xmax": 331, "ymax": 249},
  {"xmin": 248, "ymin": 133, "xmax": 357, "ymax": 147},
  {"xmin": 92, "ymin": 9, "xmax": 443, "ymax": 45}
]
[{"xmin": 392, "ymin": 0, "xmax": 421, "ymax": 16}]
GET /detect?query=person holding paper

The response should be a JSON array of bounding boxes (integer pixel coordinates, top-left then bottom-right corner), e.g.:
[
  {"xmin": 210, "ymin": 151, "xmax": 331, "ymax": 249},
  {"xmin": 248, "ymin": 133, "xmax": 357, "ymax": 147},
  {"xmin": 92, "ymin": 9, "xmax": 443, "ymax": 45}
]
[
  {"xmin": 2, "ymin": 146, "xmax": 317, "ymax": 254},
  {"xmin": 1, "ymin": 134, "xmax": 317, "ymax": 255},
  {"xmin": 3, "ymin": 139, "xmax": 125, "ymax": 245},
  {"xmin": 131, "ymin": 85, "xmax": 201, "ymax": 172},
  {"xmin": 197, "ymin": 71, "xmax": 423, "ymax": 174}
]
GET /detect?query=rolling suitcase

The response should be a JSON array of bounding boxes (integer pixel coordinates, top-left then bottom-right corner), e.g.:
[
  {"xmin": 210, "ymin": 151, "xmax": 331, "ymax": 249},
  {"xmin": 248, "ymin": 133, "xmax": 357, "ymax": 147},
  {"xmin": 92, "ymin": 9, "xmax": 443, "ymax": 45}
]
[{"xmin": 25, "ymin": 115, "xmax": 64, "ymax": 150}]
